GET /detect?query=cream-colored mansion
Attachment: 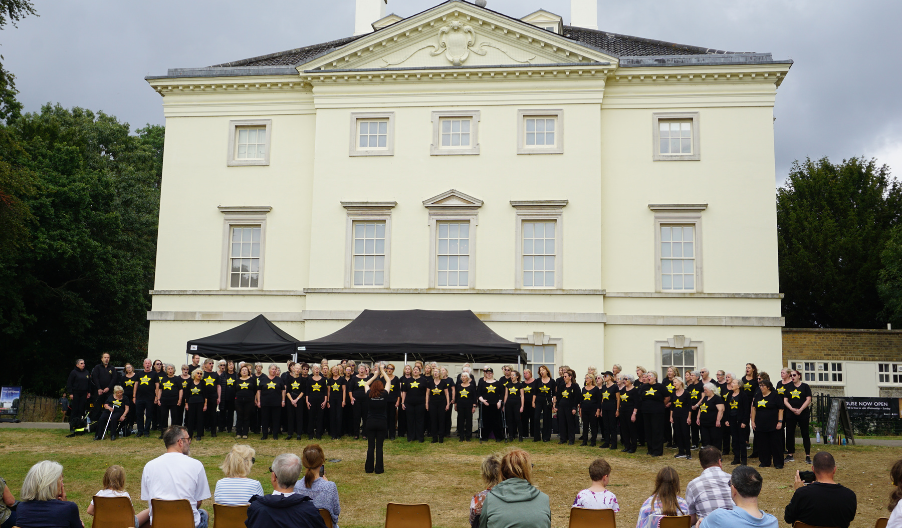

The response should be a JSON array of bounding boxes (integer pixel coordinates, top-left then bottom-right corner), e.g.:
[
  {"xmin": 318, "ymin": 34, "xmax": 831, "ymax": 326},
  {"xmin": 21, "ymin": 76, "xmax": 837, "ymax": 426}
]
[{"xmin": 145, "ymin": 0, "xmax": 791, "ymax": 377}]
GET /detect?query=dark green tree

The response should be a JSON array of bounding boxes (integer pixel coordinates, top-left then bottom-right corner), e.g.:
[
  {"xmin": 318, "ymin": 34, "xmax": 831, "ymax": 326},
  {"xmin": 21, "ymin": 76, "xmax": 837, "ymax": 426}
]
[
  {"xmin": 877, "ymin": 224, "xmax": 902, "ymax": 328},
  {"xmin": 777, "ymin": 157, "xmax": 902, "ymax": 328}
]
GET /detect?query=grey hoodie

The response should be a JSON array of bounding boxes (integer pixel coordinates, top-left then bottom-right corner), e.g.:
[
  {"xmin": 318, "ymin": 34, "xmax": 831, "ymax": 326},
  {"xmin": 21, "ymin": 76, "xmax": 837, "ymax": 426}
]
[{"xmin": 478, "ymin": 478, "xmax": 550, "ymax": 528}]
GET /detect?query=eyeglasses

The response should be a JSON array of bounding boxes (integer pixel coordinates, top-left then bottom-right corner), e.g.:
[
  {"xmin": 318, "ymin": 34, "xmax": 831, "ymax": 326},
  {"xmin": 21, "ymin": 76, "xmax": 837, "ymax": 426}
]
[
  {"xmin": 269, "ymin": 467, "xmax": 273, "ymax": 473},
  {"xmin": 791, "ymin": 373, "xmax": 799, "ymax": 378},
  {"xmin": 179, "ymin": 436, "xmax": 191, "ymax": 443}
]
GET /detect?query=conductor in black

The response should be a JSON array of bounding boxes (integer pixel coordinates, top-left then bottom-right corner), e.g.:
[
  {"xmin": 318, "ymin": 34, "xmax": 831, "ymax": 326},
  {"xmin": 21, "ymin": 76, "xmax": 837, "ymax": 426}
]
[
  {"xmin": 363, "ymin": 363, "xmax": 392, "ymax": 474},
  {"xmin": 90, "ymin": 353, "xmax": 116, "ymax": 422},
  {"xmin": 66, "ymin": 359, "xmax": 91, "ymax": 431}
]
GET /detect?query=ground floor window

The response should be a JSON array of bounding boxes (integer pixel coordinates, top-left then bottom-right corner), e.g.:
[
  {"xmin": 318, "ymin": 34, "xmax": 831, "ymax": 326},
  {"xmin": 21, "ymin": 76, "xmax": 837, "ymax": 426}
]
[
  {"xmin": 661, "ymin": 347, "xmax": 696, "ymax": 378},
  {"xmin": 878, "ymin": 363, "xmax": 902, "ymax": 385},
  {"xmin": 790, "ymin": 360, "xmax": 843, "ymax": 385},
  {"xmin": 522, "ymin": 344, "xmax": 556, "ymax": 376}
]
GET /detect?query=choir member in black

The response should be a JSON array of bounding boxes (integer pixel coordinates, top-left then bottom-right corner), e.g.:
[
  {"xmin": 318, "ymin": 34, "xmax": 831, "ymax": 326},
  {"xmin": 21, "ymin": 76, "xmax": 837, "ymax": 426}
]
[
  {"xmin": 669, "ymin": 377, "xmax": 692, "ymax": 459},
  {"xmin": 716, "ymin": 370, "xmax": 731, "ymax": 455},
  {"xmin": 521, "ymin": 369, "xmax": 535, "ymax": 437},
  {"xmin": 599, "ymin": 371, "xmax": 620, "ymax": 450},
  {"xmin": 91, "ymin": 353, "xmax": 116, "ymax": 422},
  {"xmin": 306, "ymin": 365, "xmax": 327, "ymax": 440},
  {"xmin": 775, "ymin": 368, "xmax": 793, "ymax": 455},
  {"xmin": 555, "ymin": 369, "xmax": 579, "ymax": 445},
  {"xmin": 285, "ymin": 363, "xmax": 306, "ymax": 441},
  {"xmin": 634, "ymin": 367, "xmax": 648, "ymax": 446},
  {"xmin": 158, "ymin": 364, "xmax": 182, "ymax": 431},
  {"xmin": 187, "ymin": 354, "xmax": 203, "ymax": 375},
  {"xmin": 724, "ymin": 379, "xmax": 749, "ymax": 465},
  {"xmin": 639, "ymin": 370, "xmax": 669, "ymax": 456},
  {"xmin": 716, "ymin": 370, "xmax": 729, "ymax": 397},
  {"xmin": 478, "ymin": 367, "xmax": 505, "ymax": 442},
  {"xmin": 177, "ymin": 364, "xmax": 192, "ymax": 426},
  {"xmin": 751, "ymin": 378, "xmax": 784, "ymax": 468},
  {"xmin": 119, "ymin": 363, "xmax": 138, "ymax": 437},
  {"xmin": 94, "ymin": 386, "xmax": 129, "ymax": 440},
  {"xmin": 151, "ymin": 359, "xmax": 165, "ymax": 431},
  {"xmin": 426, "ymin": 368, "xmax": 451, "ymax": 443},
  {"xmin": 783, "ymin": 369, "xmax": 813, "ymax": 464},
  {"xmin": 256, "ymin": 364, "xmax": 285, "ymax": 440},
  {"xmin": 134, "ymin": 359, "xmax": 159, "ymax": 438},
  {"xmin": 397, "ymin": 364, "xmax": 413, "ymax": 438},
  {"xmin": 383, "ymin": 364, "xmax": 399, "ymax": 439},
  {"xmin": 66, "ymin": 359, "xmax": 91, "ymax": 432},
  {"xmin": 441, "ymin": 367, "xmax": 455, "ymax": 438},
  {"xmin": 686, "ymin": 370, "xmax": 703, "ymax": 449},
  {"xmin": 350, "ymin": 364, "xmax": 371, "ymax": 440},
  {"xmin": 697, "ymin": 382, "xmax": 725, "ymax": 449},
  {"xmin": 740, "ymin": 363, "xmax": 758, "ymax": 451},
  {"xmin": 664, "ymin": 367, "xmax": 679, "ymax": 448},
  {"xmin": 327, "ymin": 365, "xmax": 347, "ymax": 439},
  {"xmin": 503, "ymin": 370, "xmax": 525, "ymax": 442},
  {"xmin": 456, "ymin": 372, "xmax": 477, "ymax": 441},
  {"xmin": 298, "ymin": 362, "xmax": 311, "ymax": 434},
  {"xmin": 422, "ymin": 364, "xmax": 434, "ymax": 438},
  {"xmin": 234, "ymin": 365, "xmax": 257, "ymax": 439},
  {"xmin": 363, "ymin": 364, "xmax": 392, "ymax": 474},
  {"xmin": 578, "ymin": 375, "xmax": 600, "ymax": 446},
  {"xmin": 342, "ymin": 365, "xmax": 355, "ymax": 437},
  {"xmin": 218, "ymin": 360, "xmax": 238, "ymax": 434},
  {"xmin": 252, "ymin": 362, "xmax": 265, "ymax": 433},
  {"xmin": 401, "ymin": 366, "xmax": 428, "ymax": 442},
  {"xmin": 198, "ymin": 359, "xmax": 220, "ymax": 437},
  {"xmin": 532, "ymin": 365, "xmax": 556, "ymax": 442},
  {"xmin": 185, "ymin": 369, "xmax": 206, "ymax": 440},
  {"xmin": 554, "ymin": 365, "xmax": 568, "ymax": 435},
  {"xmin": 619, "ymin": 374, "xmax": 639, "ymax": 453}
]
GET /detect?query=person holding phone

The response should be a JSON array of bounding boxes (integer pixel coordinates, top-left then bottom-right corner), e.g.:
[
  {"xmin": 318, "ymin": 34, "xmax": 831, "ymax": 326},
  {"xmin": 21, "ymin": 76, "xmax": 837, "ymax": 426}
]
[{"xmin": 295, "ymin": 444, "xmax": 341, "ymax": 528}]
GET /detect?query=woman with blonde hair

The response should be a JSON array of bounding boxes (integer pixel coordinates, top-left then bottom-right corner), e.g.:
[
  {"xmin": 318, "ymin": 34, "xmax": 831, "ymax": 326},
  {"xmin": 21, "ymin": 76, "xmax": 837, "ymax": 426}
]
[
  {"xmin": 306, "ymin": 364, "xmax": 327, "ymax": 440},
  {"xmin": 579, "ymin": 374, "xmax": 600, "ymax": 446},
  {"xmin": 214, "ymin": 445, "xmax": 263, "ymax": 505},
  {"xmin": 478, "ymin": 449, "xmax": 550, "ymax": 528},
  {"xmin": 469, "ymin": 454, "xmax": 502, "ymax": 528},
  {"xmin": 295, "ymin": 444, "xmax": 341, "ymax": 527},
  {"xmin": 15, "ymin": 461, "xmax": 81, "ymax": 528},
  {"xmin": 636, "ymin": 466, "xmax": 688, "ymax": 528},
  {"xmin": 327, "ymin": 365, "xmax": 347, "ymax": 440}
]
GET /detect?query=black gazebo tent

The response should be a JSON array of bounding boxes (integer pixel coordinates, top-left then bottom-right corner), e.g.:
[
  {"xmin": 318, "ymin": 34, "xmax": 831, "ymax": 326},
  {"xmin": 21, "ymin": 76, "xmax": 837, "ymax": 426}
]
[
  {"xmin": 186, "ymin": 314, "xmax": 302, "ymax": 363},
  {"xmin": 296, "ymin": 309, "xmax": 526, "ymax": 364}
]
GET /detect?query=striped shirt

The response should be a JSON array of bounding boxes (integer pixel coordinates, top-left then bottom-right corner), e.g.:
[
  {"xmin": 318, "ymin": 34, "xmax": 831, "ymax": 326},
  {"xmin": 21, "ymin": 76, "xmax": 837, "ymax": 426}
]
[
  {"xmin": 686, "ymin": 467, "xmax": 734, "ymax": 519},
  {"xmin": 214, "ymin": 478, "xmax": 264, "ymax": 506}
]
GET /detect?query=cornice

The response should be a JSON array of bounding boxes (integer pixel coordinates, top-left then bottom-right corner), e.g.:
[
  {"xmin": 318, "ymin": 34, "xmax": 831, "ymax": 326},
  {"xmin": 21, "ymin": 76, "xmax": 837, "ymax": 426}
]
[{"xmin": 299, "ymin": 64, "xmax": 612, "ymax": 85}]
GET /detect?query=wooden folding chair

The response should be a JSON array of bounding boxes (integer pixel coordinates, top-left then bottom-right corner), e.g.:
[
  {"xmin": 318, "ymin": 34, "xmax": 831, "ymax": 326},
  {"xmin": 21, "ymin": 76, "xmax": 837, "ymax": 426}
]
[
  {"xmin": 319, "ymin": 508, "xmax": 335, "ymax": 528},
  {"xmin": 874, "ymin": 519, "xmax": 888, "ymax": 528},
  {"xmin": 93, "ymin": 495, "xmax": 137, "ymax": 528},
  {"xmin": 384, "ymin": 503, "xmax": 432, "ymax": 528},
  {"xmin": 151, "ymin": 498, "xmax": 195, "ymax": 528},
  {"xmin": 793, "ymin": 522, "xmax": 837, "ymax": 528},
  {"xmin": 659, "ymin": 515, "xmax": 691, "ymax": 528},
  {"xmin": 213, "ymin": 503, "xmax": 249, "ymax": 528},
  {"xmin": 569, "ymin": 507, "xmax": 616, "ymax": 528}
]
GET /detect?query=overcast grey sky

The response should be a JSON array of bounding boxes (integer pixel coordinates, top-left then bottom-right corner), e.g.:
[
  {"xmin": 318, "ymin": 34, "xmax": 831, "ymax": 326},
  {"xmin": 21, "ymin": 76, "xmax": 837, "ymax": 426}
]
[{"xmin": 3, "ymin": 0, "xmax": 900, "ymax": 184}]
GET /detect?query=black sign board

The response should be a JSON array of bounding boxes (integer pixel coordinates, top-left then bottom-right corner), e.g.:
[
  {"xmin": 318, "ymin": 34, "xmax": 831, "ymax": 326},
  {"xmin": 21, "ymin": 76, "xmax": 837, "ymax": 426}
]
[
  {"xmin": 823, "ymin": 398, "xmax": 856, "ymax": 445},
  {"xmin": 842, "ymin": 397, "xmax": 900, "ymax": 418}
]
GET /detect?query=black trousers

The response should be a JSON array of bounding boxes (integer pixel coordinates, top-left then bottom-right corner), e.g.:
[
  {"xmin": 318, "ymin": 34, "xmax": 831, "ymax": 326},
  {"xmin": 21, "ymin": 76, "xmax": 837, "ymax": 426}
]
[
  {"xmin": 121, "ymin": 400, "xmax": 135, "ymax": 435},
  {"xmin": 662, "ymin": 412, "xmax": 672, "ymax": 446},
  {"xmin": 219, "ymin": 397, "xmax": 235, "ymax": 432},
  {"xmin": 722, "ymin": 422, "xmax": 732, "ymax": 455},
  {"xmin": 673, "ymin": 414, "xmax": 691, "ymax": 455},
  {"xmin": 635, "ymin": 409, "xmax": 646, "ymax": 444},
  {"xmin": 481, "ymin": 404, "xmax": 504, "ymax": 441},
  {"xmin": 730, "ymin": 419, "xmax": 747, "ymax": 464},
  {"xmin": 152, "ymin": 402, "xmax": 163, "ymax": 431},
  {"xmin": 387, "ymin": 403, "xmax": 397, "ymax": 439},
  {"xmin": 261, "ymin": 405, "xmax": 281, "ymax": 438},
  {"xmin": 580, "ymin": 408, "xmax": 598, "ymax": 443},
  {"xmin": 161, "ymin": 401, "xmax": 180, "ymax": 429},
  {"xmin": 690, "ymin": 409, "xmax": 700, "ymax": 446},
  {"xmin": 352, "ymin": 396, "xmax": 367, "ymax": 437},
  {"xmin": 429, "ymin": 404, "xmax": 446, "ymax": 442},
  {"xmin": 364, "ymin": 418, "xmax": 387, "ymax": 474},
  {"xmin": 94, "ymin": 409, "xmax": 123, "ymax": 439},
  {"xmin": 558, "ymin": 407, "xmax": 577, "ymax": 443},
  {"xmin": 458, "ymin": 406, "xmax": 474, "ymax": 439},
  {"xmin": 619, "ymin": 412, "xmax": 636, "ymax": 451},
  {"xmin": 89, "ymin": 394, "xmax": 102, "ymax": 422},
  {"xmin": 407, "ymin": 403, "xmax": 426, "ymax": 442},
  {"xmin": 135, "ymin": 399, "xmax": 154, "ymax": 435},
  {"xmin": 69, "ymin": 394, "xmax": 87, "ymax": 430},
  {"xmin": 756, "ymin": 428, "xmax": 784, "ymax": 468},
  {"xmin": 204, "ymin": 398, "xmax": 218, "ymax": 436},
  {"xmin": 643, "ymin": 411, "xmax": 665, "ymax": 455},
  {"xmin": 786, "ymin": 409, "xmax": 811, "ymax": 455},
  {"xmin": 505, "ymin": 404, "xmax": 521, "ymax": 440},
  {"xmin": 534, "ymin": 401, "xmax": 553, "ymax": 441},
  {"xmin": 602, "ymin": 409, "xmax": 618, "ymax": 447},
  {"xmin": 397, "ymin": 407, "xmax": 407, "ymax": 437},
  {"xmin": 235, "ymin": 400, "xmax": 254, "ymax": 436},
  {"xmin": 700, "ymin": 424, "xmax": 723, "ymax": 449},
  {"xmin": 286, "ymin": 402, "xmax": 304, "ymax": 437},
  {"xmin": 521, "ymin": 404, "xmax": 533, "ymax": 437},
  {"xmin": 308, "ymin": 402, "xmax": 325, "ymax": 439},
  {"xmin": 329, "ymin": 401, "xmax": 344, "ymax": 439},
  {"xmin": 186, "ymin": 403, "xmax": 204, "ymax": 439}
]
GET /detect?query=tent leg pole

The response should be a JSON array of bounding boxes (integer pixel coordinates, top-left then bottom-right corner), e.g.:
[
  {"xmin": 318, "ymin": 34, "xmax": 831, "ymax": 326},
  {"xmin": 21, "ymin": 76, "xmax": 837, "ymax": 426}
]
[{"xmin": 404, "ymin": 353, "xmax": 408, "ymax": 366}]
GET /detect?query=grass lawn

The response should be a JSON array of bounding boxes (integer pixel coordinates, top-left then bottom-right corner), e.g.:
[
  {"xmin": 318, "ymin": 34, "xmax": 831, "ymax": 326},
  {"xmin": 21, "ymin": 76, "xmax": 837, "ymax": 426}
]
[{"xmin": 0, "ymin": 429, "xmax": 897, "ymax": 528}]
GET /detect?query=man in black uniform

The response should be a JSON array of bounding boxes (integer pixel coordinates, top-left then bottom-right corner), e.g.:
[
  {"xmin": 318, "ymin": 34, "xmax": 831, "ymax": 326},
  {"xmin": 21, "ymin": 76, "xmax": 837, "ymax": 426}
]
[
  {"xmin": 66, "ymin": 359, "xmax": 91, "ymax": 431},
  {"xmin": 201, "ymin": 359, "xmax": 221, "ymax": 437},
  {"xmin": 134, "ymin": 358, "xmax": 160, "ymax": 438},
  {"xmin": 90, "ymin": 353, "xmax": 116, "ymax": 422},
  {"xmin": 187, "ymin": 354, "xmax": 203, "ymax": 375}
]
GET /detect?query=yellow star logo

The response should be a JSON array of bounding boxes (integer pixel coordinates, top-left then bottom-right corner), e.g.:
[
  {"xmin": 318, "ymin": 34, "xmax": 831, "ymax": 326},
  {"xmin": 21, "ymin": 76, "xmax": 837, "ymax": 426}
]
[
  {"xmin": 486, "ymin": 384, "xmax": 496, "ymax": 393},
  {"xmin": 227, "ymin": 378, "xmax": 235, "ymax": 386},
  {"xmin": 743, "ymin": 382, "xmax": 751, "ymax": 390},
  {"xmin": 645, "ymin": 387, "xmax": 657, "ymax": 396},
  {"xmin": 621, "ymin": 394, "xmax": 629, "ymax": 401},
  {"xmin": 410, "ymin": 381, "xmax": 421, "ymax": 389},
  {"xmin": 539, "ymin": 385, "xmax": 550, "ymax": 393},
  {"xmin": 674, "ymin": 399, "xmax": 683, "ymax": 408},
  {"xmin": 191, "ymin": 386, "xmax": 201, "ymax": 395},
  {"xmin": 113, "ymin": 399, "xmax": 122, "ymax": 407},
  {"xmin": 690, "ymin": 389, "xmax": 699, "ymax": 398},
  {"xmin": 667, "ymin": 383, "xmax": 674, "ymax": 392},
  {"xmin": 358, "ymin": 379, "xmax": 367, "ymax": 387},
  {"xmin": 431, "ymin": 387, "xmax": 442, "ymax": 395},
  {"xmin": 757, "ymin": 399, "xmax": 767, "ymax": 408},
  {"xmin": 387, "ymin": 385, "xmax": 392, "ymax": 392},
  {"xmin": 267, "ymin": 381, "xmax": 276, "ymax": 389},
  {"xmin": 204, "ymin": 376, "xmax": 215, "ymax": 386},
  {"xmin": 562, "ymin": 390, "xmax": 570, "ymax": 398},
  {"xmin": 509, "ymin": 387, "xmax": 518, "ymax": 395},
  {"xmin": 777, "ymin": 386, "xmax": 785, "ymax": 394},
  {"xmin": 312, "ymin": 383, "xmax": 322, "ymax": 392},
  {"xmin": 729, "ymin": 400, "xmax": 739, "ymax": 409},
  {"xmin": 583, "ymin": 392, "xmax": 593, "ymax": 401},
  {"xmin": 602, "ymin": 391, "xmax": 611, "ymax": 400},
  {"xmin": 239, "ymin": 381, "xmax": 250, "ymax": 390},
  {"xmin": 524, "ymin": 386, "xmax": 532, "ymax": 393},
  {"xmin": 790, "ymin": 389, "xmax": 802, "ymax": 399},
  {"xmin": 182, "ymin": 381, "xmax": 188, "ymax": 388},
  {"xmin": 124, "ymin": 379, "xmax": 134, "ymax": 387},
  {"xmin": 140, "ymin": 375, "xmax": 152, "ymax": 386},
  {"xmin": 162, "ymin": 380, "xmax": 174, "ymax": 390},
  {"xmin": 291, "ymin": 381, "xmax": 301, "ymax": 390},
  {"xmin": 460, "ymin": 389, "xmax": 470, "ymax": 397},
  {"xmin": 700, "ymin": 403, "xmax": 709, "ymax": 413}
]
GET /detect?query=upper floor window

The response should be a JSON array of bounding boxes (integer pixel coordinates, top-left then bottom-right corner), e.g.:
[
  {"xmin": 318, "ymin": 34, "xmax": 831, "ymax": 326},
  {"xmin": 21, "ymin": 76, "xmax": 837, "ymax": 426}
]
[
  {"xmin": 652, "ymin": 112, "xmax": 700, "ymax": 161},
  {"xmin": 437, "ymin": 222, "xmax": 470, "ymax": 287},
  {"xmin": 523, "ymin": 221, "xmax": 556, "ymax": 288},
  {"xmin": 349, "ymin": 112, "xmax": 395, "ymax": 157},
  {"xmin": 431, "ymin": 111, "xmax": 480, "ymax": 155},
  {"xmin": 227, "ymin": 119, "xmax": 272, "ymax": 166},
  {"xmin": 517, "ymin": 110, "xmax": 564, "ymax": 154},
  {"xmin": 660, "ymin": 225, "xmax": 696, "ymax": 291},
  {"xmin": 229, "ymin": 226, "xmax": 262, "ymax": 288},
  {"xmin": 353, "ymin": 221, "xmax": 386, "ymax": 287}
]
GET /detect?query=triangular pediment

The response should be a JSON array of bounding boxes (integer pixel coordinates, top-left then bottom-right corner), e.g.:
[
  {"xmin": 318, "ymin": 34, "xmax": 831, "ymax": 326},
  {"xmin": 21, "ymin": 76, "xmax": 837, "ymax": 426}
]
[
  {"xmin": 301, "ymin": 1, "xmax": 616, "ymax": 72},
  {"xmin": 423, "ymin": 189, "xmax": 484, "ymax": 209}
]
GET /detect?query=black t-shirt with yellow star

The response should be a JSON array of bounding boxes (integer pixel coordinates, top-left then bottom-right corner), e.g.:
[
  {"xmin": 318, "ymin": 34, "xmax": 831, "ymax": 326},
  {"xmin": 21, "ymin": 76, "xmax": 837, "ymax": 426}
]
[
  {"xmin": 786, "ymin": 382, "xmax": 812, "ymax": 412},
  {"xmin": 235, "ymin": 376, "xmax": 257, "ymax": 402},
  {"xmin": 403, "ymin": 376, "xmax": 428, "ymax": 406},
  {"xmin": 427, "ymin": 378, "xmax": 450, "ymax": 405},
  {"xmin": 599, "ymin": 383, "xmax": 619, "ymax": 411},
  {"xmin": 521, "ymin": 380, "xmax": 535, "ymax": 408},
  {"xmin": 752, "ymin": 391, "xmax": 782, "ymax": 432},
  {"xmin": 741, "ymin": 376, "xmax": 756, "ymax": 394},
  {"xmin": 201, "ymin": 371, "xmax": 220, "ymax": 400},
  {"xmin": 775, "ymin": 380, "xmax": 792, "ymax": 401},
  {"xmin": 186, "ymin": 380, "xmax": 205, "ymax": 404},
  {"xmin": 619, "ymin": 386, "xmax": 639, "ymax": 413},
  {"xmin": 159, "ymin": 375, "xmax": 182, "ymax": 403},
  {"xmin": 135, "ymin": 370, "xmax": 159, "ymax": 402},
  {"xmin": 307, "ymin": 376, "xmax": 327, "ymax": 404},
  {"xmin": 478, "ymin": 379, "xmax": 504, "ymax": 405},
  {"xmin": 456, "ymin": 382, "xmax": 476, "ymax": 410},
  {"xmin": 352, "ymin": 375, "xmax": 372, "ymax": 398},
  {"xmin": 327, "ymin": 376, "xmax": 346, "ymax": 404},
  {"xmin": 698, "ymin": 394, "xmax": 724, "ymax": 426},
  {"xmin": 665, "ymin": 379, "xmax": 677, "ymax": 395},
  {"xmin": 105, "ymin": 393, "xmax": 126, "ymax": 415},
  {"xmin": 533, "ymin": 379, "xmax": 556, "ymax": 406},
  {"xmin": 687, "ymin": 382, "xmax": 704, "ymax": 409},
  {"xmin": 579, "ymin": 386, "xmax": 600, "ymax": 410},
  {"xmin": 259, "ymin": 375, "xmax": 284, "ymax": 407},
  {"xmin": 670, "ymin": 390, "xmax": 691, "ymax": 418},
  {"xmin": 639, "ymin": 383, "xmax": 668, "ymax": 413},
  {"xmin": 121, "ymin": 374, "xmax": 137, "ymax": 402},
  {"xmin": 556, "ymin": 382, "xmax": 580, "ymax": 409},
  {"xmin": 286, "ymin": 375, "xmax": 305, "ymax": 398},
  {"xmin": 504, "ymin": 382, "xmax": 525, "ymax": 408},
  {"xmin": 220, "ymin": 372, "xmax": 239, "ymax": 397}
]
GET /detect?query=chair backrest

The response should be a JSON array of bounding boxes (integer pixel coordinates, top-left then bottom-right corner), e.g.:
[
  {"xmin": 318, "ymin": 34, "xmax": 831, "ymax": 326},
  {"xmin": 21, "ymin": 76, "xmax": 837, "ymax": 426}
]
[
  {"xmin": 793, "ymin": 522, "xmax": 838, "ymax": 528},
  {"xmin": 93, "ymin": 495, "xmax": 137, "ymax": 528},
  {"xmin": 569, "ymin": 507, "xmax": 616, "ymax": 528},
  {"xmin": 213, "ymin": 503, "xmax": 250, "ymax": 528},
  {"xmin": 151, "ymin": 498, "xmax": 196, "ymax": 528},
  {"xmin": 659, "ymin": 515, "xmax": 691, "ymax": 528},
  {"xmin": 874, "ymin": 519, "xmax": 889, "ymax": 528},
  {"xmin": 384, "ymin": 503, "xmax": 432, "ymax": 528},
  {"xmin": 319, "ymin": 508, "xmax": 334, "ymax": 528}
]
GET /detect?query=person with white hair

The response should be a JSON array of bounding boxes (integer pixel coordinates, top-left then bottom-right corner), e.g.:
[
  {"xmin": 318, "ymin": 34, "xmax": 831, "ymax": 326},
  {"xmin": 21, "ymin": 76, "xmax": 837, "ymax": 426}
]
[
  {"xmin": 696, "ymin": 383, "xmax": 725, "ymax": 449},
  {"xmin": 456, "ymin": 371, "xmax": 477, "ymax": 441},
  {"xmin": 15, "ymin": 461, "xmax": 81, "ymax": 528},
  {"xmin": 246, "ymin": 453, "xmax": 326, "ymax": 528}
]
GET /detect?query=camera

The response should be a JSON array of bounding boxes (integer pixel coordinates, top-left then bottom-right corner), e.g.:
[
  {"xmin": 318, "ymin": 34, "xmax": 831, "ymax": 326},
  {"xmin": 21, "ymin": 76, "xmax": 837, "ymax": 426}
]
[{"xmin": 799, "ymin": 471, "xmax": 816, "ymax": 484}]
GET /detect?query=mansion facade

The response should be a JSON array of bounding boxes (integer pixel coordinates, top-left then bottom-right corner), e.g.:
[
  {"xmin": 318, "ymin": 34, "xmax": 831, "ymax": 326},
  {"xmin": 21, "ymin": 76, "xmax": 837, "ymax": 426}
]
[{"xmin": 145, "ymin": 0, "xmax": 791, "ymax": 377}]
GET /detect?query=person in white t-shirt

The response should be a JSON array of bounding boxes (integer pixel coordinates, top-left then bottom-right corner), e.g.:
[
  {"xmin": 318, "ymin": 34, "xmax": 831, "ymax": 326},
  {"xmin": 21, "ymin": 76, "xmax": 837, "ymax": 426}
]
[
  {"xmin": 87, "ymin": 465, "xmax": 150, "ymax": 527},
  {"xmin": 141, "ymin": 425, "xmax": 212, "ymax": 528},
  {"xmin": 572, "ymin": 458, "xmax": 620, "ymax": 512}
]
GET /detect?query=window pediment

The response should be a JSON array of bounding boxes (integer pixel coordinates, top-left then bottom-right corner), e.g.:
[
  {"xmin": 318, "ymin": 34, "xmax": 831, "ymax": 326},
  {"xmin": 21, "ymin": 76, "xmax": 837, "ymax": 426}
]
[{"xmin": 423, "ymin": 189, "xmax": 484, "ymax": 210}]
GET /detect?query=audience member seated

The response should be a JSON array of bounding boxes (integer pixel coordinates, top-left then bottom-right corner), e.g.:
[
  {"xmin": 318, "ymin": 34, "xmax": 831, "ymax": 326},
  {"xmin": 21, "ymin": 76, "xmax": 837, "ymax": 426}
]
[
  {"xmin": 470, "ymin": 454, "xmax": 502, "ymax": 528},
  {"xmin": 479, "ymin": 449, "xmax": 550, "ymax": 528},
  {"xmin": 246, "ymin": 453, "xmax": 327, "ymax": 528},
  {"xmin": 686, "ymin": 447, "xmax": 733, "ymax": 524},
  {"xmin": 141, "ymin": 425, "xmax": 212, "ymax": 528},
  {"xmin": 214, "ymin": 445, "xmax": 264, "ymax": 505},
  {"xmin": 888, "ymin": 458, "xmax": 902, "ymax": 528},
  {"xmin": 636, "ymin": 467, "xmax": 688, "ymax": 528},
  {"xmin": 699, "ymin": 465, "xmax": 776, "ymax": 528},
  {"xmin": 0, "ymin": 474, "xmax": 17, "ymax": 528},
  {"xmin": 294, "ymin": 445, "xmax": 341, "ymax": 528},
  {"xmin": 15, "ymin": 461, "xmax": 82, "ymax": 528},
  {"xmin": 572, "ymin": 458, "xmax": 619, "ymax": 512},
  {"xmin": 783, "ymin": 452, "xmax": 857, "ymax": 528},
  {"xmin": 86, "ymin": 465, "xmax": 150, "ymax": 528}
]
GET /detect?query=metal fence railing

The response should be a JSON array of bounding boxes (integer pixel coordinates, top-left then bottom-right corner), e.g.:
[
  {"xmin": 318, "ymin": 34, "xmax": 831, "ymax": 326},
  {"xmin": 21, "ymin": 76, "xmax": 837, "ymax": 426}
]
[{"xmin": 15, "ymin": 393, "xmax": 64, "ymax": 422}]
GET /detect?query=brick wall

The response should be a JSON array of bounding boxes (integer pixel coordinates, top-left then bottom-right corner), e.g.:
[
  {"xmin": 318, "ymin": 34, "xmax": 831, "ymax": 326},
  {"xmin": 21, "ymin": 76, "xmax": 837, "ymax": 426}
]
[{"xmin": 782, "ymin": 328, "xmax": 902, "ymax": 363}]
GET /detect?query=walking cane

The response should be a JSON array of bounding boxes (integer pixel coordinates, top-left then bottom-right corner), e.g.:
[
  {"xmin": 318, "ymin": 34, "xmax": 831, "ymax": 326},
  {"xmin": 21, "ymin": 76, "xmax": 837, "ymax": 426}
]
[{"xmin": 100, "ymin": 408, "xmax": 115, "ymax": 440}]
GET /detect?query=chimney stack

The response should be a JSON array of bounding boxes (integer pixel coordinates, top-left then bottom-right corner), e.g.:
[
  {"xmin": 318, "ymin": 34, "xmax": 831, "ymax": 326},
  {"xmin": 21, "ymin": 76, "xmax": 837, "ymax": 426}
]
[
  {"xmin": 355, "ymin": 0, "xmax": 387, "ymax": 36},
  {"xmin": 571, "ymin": 0, "xmax": 598, "ymax": 30}
]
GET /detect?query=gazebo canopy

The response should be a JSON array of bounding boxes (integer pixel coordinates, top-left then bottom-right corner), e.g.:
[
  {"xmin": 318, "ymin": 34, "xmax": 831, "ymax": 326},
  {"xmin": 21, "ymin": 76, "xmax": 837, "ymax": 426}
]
[{"xmin": 186, "ymin": 314, "xmax": 301, "ymax": 363}]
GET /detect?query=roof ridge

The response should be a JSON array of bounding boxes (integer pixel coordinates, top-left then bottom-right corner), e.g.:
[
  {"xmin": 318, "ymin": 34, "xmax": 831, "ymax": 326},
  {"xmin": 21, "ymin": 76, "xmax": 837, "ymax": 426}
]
[
  {"xmin": 209, "ymin": 35, "xmax": 364, "ymax": 68},
  {"xmin": 563, "ymin": 25, "xmax": 739, "ymax": 56}
]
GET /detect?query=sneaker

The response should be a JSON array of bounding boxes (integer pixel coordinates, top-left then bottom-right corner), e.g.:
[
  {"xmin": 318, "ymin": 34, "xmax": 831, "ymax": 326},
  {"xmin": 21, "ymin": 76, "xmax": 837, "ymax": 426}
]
[
  {"xmin": 784, "ymin": 454, "xmax": 794, "ymax": 463},
  {"xmin": 674, "ymin": 453, "xmax": 686, "ymax": 459},
  {"xmin": 805, "ymin": 455, "xmax": 811, "ymax": 464}
]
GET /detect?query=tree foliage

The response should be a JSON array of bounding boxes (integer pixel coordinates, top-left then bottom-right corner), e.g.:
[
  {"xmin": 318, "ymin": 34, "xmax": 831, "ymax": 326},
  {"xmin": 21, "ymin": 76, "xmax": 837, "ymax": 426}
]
[
  {"xmin": 877, "ymin": 225, "xmax": 902, "ymax": 328},
  {"xmin": 0, "ymin": 104, "xmax": 162, "ymax": 394},
  {"xmin": 777, "ymin": 157, "xmax": 902, "ymax": 328}
]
